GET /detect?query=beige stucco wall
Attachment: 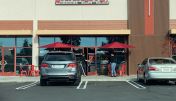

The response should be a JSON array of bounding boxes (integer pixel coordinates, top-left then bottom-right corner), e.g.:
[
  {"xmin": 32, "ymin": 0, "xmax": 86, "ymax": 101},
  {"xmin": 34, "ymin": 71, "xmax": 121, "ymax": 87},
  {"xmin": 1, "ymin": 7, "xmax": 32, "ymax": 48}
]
[
  {"xmin": 170, "ymin": 0, "xmax": 176, "ymax": 19},
  {"xmin": 0, "ymin": 0, "xmax": 127, "ymax": 20},
  {"xmin": 0, "ymin": 0, "xmax": 35, "ymax": 20}
]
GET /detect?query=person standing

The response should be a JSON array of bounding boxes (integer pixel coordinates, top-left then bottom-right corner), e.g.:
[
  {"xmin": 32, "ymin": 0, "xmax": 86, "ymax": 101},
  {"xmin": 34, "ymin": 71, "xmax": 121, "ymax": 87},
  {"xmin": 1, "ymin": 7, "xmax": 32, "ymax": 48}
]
[{"xmin": 110, "ymin": 53, "xmax": 117, "ymax": 77}]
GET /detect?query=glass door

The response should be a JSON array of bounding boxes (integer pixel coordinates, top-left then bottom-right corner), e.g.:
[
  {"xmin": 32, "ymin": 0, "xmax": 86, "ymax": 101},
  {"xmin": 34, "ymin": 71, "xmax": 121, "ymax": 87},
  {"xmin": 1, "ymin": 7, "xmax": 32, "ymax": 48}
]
[
  {"xmin": 0, "ymin": 47, "xmax": 16, "ymax": 75},
  {"xmin": 85, "ymin": 47, "xmax": 97, "ymax": 75}
]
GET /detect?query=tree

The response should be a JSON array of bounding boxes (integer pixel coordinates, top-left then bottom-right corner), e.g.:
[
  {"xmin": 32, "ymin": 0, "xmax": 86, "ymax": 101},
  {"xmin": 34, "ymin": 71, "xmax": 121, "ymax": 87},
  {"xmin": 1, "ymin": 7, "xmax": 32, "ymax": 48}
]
[
  {"xmin": 20, "ymin": 39, "xmax": 32, "ymax": 64},
  {"xmin": 60, "ymin": 36, "xmax": 81, "ymax": 46}
]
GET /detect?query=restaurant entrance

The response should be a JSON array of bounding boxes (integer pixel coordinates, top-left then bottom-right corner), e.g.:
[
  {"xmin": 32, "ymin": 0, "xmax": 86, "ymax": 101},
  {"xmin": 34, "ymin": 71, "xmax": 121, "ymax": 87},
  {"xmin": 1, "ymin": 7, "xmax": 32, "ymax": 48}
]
[
  {"xmin": 39, "ymin": 36, "xmax": 129, "ymax": 76},
  {"xmin": 83, "ymin": 47, "xmax": 97, "ymax": 75},
  {"xmin": 0, "ymin": 47, "xmax": 16, "ymax": 76},
  {"xmin": 83, "ymin": 48, "xmax": 128, "ymax": 76}
]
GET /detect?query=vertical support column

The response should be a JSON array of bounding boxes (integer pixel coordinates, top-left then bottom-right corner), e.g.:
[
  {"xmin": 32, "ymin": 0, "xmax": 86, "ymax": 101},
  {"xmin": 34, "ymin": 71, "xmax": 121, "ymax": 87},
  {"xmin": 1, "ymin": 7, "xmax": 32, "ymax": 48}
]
[
  {"xmin": 32, "ymin": 0, "xmax": 39, "ymax": 70},
  {"xmin": 32, "ymin": 33, "xmax": 39, "ymax": 70}
]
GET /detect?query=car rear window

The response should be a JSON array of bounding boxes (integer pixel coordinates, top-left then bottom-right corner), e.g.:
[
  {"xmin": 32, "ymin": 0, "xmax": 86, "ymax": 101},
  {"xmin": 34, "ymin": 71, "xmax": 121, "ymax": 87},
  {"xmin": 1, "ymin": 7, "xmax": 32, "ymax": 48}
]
[
  {"xmin": 149, "ymin": 59, "xmax": 176, "ymax": 64},
  {"xmin": 44, "ymin": 53, "xmax": 75, "ymax": 61}
]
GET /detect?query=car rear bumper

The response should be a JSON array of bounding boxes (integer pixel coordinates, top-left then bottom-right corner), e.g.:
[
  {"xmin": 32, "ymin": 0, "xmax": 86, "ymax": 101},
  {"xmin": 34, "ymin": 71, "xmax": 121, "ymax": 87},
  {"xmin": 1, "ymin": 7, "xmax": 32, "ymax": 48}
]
[
  {"xmin": 40, "ymin": 75, "xmax": 78, "ymax": 82},
  {"xmin": 148, "ymin": 72, "xmax": 176, "ymax": 80}
]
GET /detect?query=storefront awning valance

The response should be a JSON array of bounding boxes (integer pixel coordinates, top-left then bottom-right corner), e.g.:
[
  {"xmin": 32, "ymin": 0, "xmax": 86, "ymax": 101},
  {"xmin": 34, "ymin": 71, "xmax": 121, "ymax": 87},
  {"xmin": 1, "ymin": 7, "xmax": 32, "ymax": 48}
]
[
  {"xmin": 36, "ymin": 30, "xmax": 131, "ymax": 35},
  {"xmin": 170, "ymin": 29, "xmax": 176, "ymax": 34}
]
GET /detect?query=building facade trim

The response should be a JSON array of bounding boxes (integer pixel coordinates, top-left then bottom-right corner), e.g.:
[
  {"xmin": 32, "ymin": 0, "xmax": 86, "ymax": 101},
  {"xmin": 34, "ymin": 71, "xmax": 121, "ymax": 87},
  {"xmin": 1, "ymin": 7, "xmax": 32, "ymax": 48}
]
[
  {"xmin": 36, "ymin": 30, "xmax": 131, "ymax": 35},
  {"xmin": 38, "ymin": 20, "xmax": 128, "ymax": 30},
  {"xmin": 0, "ymin": 30, "xmax": 32, "ymax": 35},
  {"xmin": 170, "ymin": 29, "xmax": 176, "ymax": 34},
  {"xmin": 170, "ymin": 20, "xmax": 176, "ymax": 29},
  {"xmin": 0, "ymin": 21, "xmax": 33, "ymax": 30}
]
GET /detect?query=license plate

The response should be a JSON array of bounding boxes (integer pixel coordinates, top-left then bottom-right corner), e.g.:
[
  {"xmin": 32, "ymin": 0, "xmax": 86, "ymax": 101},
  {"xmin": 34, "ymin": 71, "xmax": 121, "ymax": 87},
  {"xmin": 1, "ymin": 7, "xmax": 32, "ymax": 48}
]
[
  {"xmin": 162, "ymin": 68, "xmax": 171, "ymax": 72},
  {"xmin": 52, "ymin": 65, "xmax": 65, "ymax": 69}
]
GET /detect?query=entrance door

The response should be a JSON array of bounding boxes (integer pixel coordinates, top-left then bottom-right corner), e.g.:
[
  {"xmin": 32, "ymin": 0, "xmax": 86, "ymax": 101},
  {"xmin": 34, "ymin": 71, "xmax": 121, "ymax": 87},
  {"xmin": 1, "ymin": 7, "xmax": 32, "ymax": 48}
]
[
  {"xmin": 84, "ymin": 47, "xmax": 97, "ymax": 75},
  {"xmin": 0, "ymin": 47, "xmax": 16, "ymax": 76}
]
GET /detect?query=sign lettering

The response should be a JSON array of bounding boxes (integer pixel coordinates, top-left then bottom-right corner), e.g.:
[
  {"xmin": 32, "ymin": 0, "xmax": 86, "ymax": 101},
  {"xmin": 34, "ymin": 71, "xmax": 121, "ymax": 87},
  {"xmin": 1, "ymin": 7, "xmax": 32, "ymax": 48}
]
[{"xmin": 55, "ymin": 0, "xmax": 109, "ymax": 5}]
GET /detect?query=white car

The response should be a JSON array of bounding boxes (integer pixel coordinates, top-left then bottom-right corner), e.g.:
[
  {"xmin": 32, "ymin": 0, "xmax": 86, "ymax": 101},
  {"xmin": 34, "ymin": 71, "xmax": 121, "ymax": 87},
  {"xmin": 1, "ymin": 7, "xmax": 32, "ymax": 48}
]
[{"xmin": 137, "ymin": 57, "xmax": 176, "ymax": 85}]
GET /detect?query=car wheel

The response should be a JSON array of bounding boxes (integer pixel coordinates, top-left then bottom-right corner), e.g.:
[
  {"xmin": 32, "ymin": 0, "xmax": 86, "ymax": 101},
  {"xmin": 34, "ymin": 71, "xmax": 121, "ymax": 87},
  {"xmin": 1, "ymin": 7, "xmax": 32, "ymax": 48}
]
[{"xmin": 40, "ymin": 79, "xmax": 47, "ymax": 86}]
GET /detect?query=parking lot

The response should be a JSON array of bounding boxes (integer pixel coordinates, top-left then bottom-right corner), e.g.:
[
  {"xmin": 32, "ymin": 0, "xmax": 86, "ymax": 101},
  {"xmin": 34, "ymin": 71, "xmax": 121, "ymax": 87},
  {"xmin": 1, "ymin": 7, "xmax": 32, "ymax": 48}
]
[{"xmin": 0, "ymin": 80, "xmax": 176, "ymax": 101}]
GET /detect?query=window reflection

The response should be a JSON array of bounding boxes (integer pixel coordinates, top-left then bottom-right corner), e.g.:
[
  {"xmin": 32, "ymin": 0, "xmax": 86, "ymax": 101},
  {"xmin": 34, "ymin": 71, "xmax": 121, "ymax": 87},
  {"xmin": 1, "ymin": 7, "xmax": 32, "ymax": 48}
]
[
  {"xmin": 0, "ymin": 38, "xmax": 15, "ymax": 47},
  {"xmin": 16, "ymin": 37, "xmax": 32, "ymax": 47},
  {"xmin": 97, "ymin": 37, "xmax": 108, "ymax": 46},
  {"xmin": 16, "ymin": 57, "xmax": 32, "ymax": 75},
  {"xmin": 39, "ymin": 37, "xmax": 54, "ymax": 46},
  {"xmin": 16, "ymin": 48, "xmax": 32, "ymax": 56},
  {"xmin": 80, "ymin": 37, "xmax": 96, "ymax": 47}
]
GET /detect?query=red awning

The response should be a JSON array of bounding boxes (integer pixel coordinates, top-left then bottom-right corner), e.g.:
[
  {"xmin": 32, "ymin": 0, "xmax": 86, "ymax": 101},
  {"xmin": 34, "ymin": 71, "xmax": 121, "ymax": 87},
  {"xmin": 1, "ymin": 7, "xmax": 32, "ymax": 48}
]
[
  {"xmin": 39, "ymin": 42, "xmax": 78, "ymax": 48},
  {"xmin": 99, "ymin": 42, "xmax": 135, "ymax": 48}
]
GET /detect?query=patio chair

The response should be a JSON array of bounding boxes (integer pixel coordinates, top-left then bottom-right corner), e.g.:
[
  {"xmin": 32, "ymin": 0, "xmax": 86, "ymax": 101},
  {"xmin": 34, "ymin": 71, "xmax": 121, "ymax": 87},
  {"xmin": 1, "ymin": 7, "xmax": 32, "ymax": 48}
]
[
  {"xmin": 28, "ymin": 65, "xmax": 40, "ymax": 76},
  {"xmin": 20, "ymin": 65, "xmax": 28, "ymax": 76}
]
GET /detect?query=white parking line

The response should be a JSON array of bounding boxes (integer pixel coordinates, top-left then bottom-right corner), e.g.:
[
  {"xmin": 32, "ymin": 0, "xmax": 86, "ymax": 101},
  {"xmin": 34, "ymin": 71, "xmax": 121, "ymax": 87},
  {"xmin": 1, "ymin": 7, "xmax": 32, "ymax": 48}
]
[
  {"xmin": 126, "ymin": 81, "xmax": 146, "ymax": 89},
  {"xmin": 76, "ymin": 81, "xmax": 83, "ymax": 89},
  {"xmin": 76, "ymin": 81, "xmax": 88, "ymax": 89},
  {"xmin": 16, "ymin": 81, "xmax": 39, "ymax": 90},
  {"xmin": 83, "ymin": 81, "xmax": 88, "ymax": 89}
]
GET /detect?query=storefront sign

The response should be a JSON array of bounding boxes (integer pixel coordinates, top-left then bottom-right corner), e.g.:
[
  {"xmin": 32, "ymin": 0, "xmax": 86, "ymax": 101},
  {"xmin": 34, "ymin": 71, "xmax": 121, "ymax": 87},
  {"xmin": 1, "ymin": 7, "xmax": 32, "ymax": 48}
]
[{"xmin": 55, "ymin": 0, "xmax": 109, "ymax": 5}]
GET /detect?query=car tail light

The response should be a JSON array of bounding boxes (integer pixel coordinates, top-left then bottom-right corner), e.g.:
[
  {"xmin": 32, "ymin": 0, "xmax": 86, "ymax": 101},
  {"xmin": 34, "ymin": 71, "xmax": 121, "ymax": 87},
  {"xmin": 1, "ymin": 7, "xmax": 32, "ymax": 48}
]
[
  {"xmin": 41, "ymin": 63, "xmax": 48, "ymax": 68},
  {"xmin": 68, "ymin": 63, "xmax": 77, "ymax": 68},
  {"xmin": 148, "ymin": 66, "xmax": 158, "ymax": 71}
]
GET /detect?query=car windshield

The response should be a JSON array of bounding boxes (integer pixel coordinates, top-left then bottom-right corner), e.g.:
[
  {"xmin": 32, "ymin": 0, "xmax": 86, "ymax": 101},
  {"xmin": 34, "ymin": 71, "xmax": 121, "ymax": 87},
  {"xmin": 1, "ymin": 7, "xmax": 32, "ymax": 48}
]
[
  {"xmin": 45, "ymin": 53, "xmax": 75, "ymax": 61},
  {"xmin": 149, "ymin": 59, "xmax": 176, "ymax": 65}
]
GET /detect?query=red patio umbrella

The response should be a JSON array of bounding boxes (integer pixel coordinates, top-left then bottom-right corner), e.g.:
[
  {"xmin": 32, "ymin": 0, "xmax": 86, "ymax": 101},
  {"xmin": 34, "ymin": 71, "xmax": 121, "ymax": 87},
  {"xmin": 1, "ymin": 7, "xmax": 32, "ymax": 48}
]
[
  {"xmin": 99, "ymin": 42, "xmax": 135, "ymax": 48},
  {"xmin": 39, "ymin": 42, "xmax": 78, "ymax": 48}
]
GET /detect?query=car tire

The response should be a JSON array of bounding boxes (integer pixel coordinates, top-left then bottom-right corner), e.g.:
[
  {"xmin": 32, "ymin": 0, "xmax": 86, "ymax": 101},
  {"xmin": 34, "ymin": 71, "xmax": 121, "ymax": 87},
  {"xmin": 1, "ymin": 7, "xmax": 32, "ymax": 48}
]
[{"xmin": 40, "ymin": 79, "xmax": 47, "ymax": 86}]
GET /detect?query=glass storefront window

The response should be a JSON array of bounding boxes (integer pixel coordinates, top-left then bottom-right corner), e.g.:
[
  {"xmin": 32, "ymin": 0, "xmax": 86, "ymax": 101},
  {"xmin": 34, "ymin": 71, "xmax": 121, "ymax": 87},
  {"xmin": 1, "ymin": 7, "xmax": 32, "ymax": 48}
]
[
  {"xmin": 97, "ymin": 37, "xmax": 108, "ymax": 46},
  {"xmin": 16, "ymin": 37, "xmax": 32, "ymax": 47},
  {"xmin": 55, "ymin": 36, "xmax": 71, "ymax": 43},
  {"xmin": 38, "ymin": 36, "xmax": 128, "ymax": 75},
  {"xmin": 0, "ymin": 38, "xmax": 15, "ymax": 47},
  {"xmin": 16, "ymin": 48, "xmax": 32, "ymax": 56},
  {"xmin": 39, "ymin": 37, "xmax": 54, "ymax": 46},
  {"xmin": 80, "ymin": 37, "xmax": 96, "ymax": 47},
  {"xmin": 16, "ymin": 57, "xmax": 32, "ymax": 75},
  {"xmin": 0, "ymin": 36, "xmax": 32, "ymax": 75}
]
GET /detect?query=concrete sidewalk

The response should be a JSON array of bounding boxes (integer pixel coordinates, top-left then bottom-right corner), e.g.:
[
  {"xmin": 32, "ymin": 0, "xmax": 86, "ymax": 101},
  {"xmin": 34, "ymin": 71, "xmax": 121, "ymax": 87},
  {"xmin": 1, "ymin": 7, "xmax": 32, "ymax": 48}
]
[{"xmin": 0, "ymin": 75, "xmax": 136, "ymax": 83}]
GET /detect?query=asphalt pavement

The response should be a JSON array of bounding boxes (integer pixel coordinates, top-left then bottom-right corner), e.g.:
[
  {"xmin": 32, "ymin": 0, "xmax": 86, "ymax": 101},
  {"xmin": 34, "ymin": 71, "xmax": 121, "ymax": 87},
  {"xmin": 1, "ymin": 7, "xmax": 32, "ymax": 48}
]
[
  {"xmin": 0, "ymin": 75, "xmax": 136, "ymax": 82},
  {"xmin": 0, "ymin": 79, "xmax": 176, "ymax": 101}
]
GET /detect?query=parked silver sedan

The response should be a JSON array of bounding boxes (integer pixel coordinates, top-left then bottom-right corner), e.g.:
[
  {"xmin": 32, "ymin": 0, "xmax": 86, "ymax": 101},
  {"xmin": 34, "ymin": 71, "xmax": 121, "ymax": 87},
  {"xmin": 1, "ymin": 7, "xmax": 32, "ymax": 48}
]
[{"xmin": 137, "ymin": 57, "xmax": 176, "ymax": 85}]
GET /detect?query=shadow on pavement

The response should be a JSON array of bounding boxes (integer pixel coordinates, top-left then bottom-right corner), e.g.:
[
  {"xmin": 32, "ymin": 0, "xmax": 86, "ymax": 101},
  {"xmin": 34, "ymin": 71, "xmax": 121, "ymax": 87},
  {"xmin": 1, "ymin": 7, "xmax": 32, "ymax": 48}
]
[
  {"xmin": 134, "ymin": 80, "xmax": 176, "ymax": 86},
  {"xmin": 37, "ymin": 81, "xmax": 75, "ymax": 86}
]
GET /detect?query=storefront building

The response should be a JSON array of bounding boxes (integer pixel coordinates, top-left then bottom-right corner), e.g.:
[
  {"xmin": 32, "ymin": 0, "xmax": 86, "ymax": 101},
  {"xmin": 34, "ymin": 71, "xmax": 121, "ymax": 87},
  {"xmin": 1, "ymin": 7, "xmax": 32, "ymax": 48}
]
[{"xmin": 0, "ymin": 0, "xmax": 176, "ymax": 76}]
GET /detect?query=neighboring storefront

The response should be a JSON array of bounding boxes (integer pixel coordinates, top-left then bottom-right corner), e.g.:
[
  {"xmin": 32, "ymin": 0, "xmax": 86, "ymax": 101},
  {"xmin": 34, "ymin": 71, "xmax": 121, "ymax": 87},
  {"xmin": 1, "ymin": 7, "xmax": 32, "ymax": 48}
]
[{"xmin": 0, "ymin": 36, "xmax": 32, "ymax": 76}]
